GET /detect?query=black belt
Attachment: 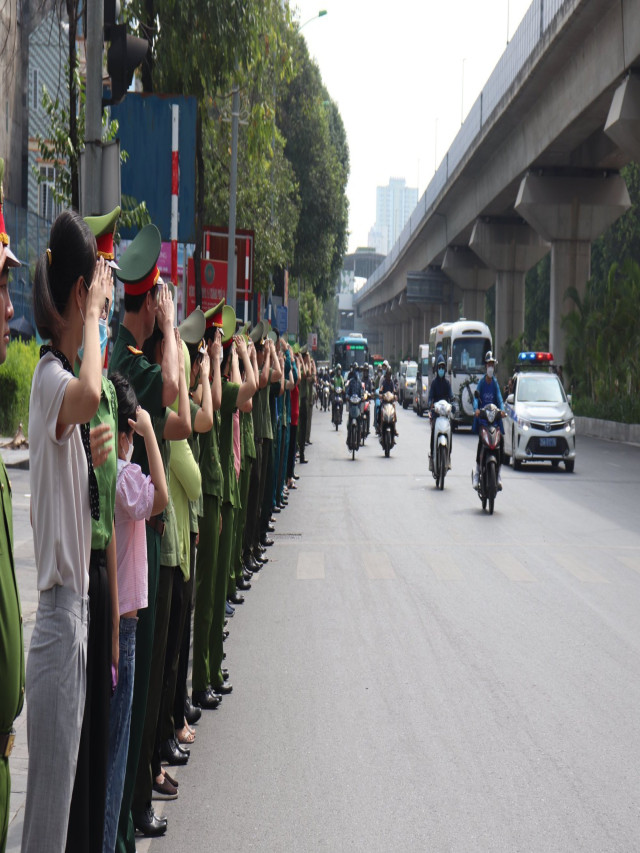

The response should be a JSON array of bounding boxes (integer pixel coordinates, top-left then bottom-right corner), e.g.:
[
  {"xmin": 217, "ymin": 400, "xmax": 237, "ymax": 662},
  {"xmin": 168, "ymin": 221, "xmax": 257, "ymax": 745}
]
[
  {"xmin": 0, "ymin": 729, "xmax": 15, "ymax": 758},
  {"xmin": 146, "ymin": 514, "xmax": 165, "ymax": 537}
]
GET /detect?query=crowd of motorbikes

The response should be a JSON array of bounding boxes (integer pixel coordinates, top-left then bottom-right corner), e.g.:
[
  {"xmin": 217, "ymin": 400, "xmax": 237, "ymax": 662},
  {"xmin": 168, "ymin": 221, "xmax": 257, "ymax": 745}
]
[{"xmin": 317, "ymin": 363, "xmax": 505, "ymax": 515}]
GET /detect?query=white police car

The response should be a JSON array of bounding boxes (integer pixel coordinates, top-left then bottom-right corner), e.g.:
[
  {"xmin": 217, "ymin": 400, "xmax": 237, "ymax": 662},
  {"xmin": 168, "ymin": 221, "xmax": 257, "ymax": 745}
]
[{"xmin": 503, "ymin": 352, "xmax": 576, "ymax": 473}]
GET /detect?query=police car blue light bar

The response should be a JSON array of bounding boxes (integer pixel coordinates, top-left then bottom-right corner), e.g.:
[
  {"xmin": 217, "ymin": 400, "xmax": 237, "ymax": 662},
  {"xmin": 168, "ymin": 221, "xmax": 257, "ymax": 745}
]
[{"xmin": 518, "ymin": 351, "xmax": 554, "ymax": 362}]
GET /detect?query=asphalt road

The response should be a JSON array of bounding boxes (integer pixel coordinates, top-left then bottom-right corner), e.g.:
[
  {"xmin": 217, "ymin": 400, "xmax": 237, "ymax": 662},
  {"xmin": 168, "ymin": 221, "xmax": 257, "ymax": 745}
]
[{"xmin": 7, "ymin": 404, "xmax": 640, "ymax": 852}]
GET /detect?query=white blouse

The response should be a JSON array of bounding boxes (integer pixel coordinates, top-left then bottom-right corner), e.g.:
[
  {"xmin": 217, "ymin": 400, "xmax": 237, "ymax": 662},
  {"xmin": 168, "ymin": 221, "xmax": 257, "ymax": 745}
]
[{"xmin": 29, "ymin": 352, "xmax": 91, "ymax": 597}]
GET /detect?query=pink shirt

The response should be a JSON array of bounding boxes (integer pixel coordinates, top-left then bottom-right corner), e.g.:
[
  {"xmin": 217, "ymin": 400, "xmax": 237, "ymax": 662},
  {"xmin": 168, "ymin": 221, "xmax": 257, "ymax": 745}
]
[
  {"xmin": 115, "ymin": 459, "xmax": 155, "ymax": 614},
  {"xmin": 232, "ymin": 410, "xmax": 241, "ymax": 480}
]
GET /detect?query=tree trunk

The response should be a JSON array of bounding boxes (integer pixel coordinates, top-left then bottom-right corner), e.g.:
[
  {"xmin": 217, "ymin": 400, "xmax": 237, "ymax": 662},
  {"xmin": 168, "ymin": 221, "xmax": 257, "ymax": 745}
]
[{"xmin": 140, "ymin": 0, "xmax": 155, "ymax": 93}]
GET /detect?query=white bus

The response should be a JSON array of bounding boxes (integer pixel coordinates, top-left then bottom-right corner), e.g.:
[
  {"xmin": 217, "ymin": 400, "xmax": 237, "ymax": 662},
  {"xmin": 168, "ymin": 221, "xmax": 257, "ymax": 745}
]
[{"xmin": 428, "ymin": 320, "xmax": 493, "ymax": 427}]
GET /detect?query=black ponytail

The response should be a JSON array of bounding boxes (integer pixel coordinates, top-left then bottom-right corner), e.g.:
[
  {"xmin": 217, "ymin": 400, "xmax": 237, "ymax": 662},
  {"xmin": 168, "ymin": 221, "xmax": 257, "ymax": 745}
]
[{"xmin": 33, "ymin": 210, "xmax": 97, "ymax": 342}]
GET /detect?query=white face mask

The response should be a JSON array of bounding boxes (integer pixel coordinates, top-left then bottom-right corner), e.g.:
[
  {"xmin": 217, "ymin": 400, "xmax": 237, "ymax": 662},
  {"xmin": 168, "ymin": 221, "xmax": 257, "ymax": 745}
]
[
  {"xmin": 124, "ymin": 438, "xmax": 134, "ymax": 464},
  {"xmin": 486, "ymin": 366, "xmax": 494, "ymax": 378}
]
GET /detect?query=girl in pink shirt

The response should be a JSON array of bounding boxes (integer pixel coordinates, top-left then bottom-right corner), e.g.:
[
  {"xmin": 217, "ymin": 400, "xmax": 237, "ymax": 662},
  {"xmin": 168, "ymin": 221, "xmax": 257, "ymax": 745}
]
[{"xmin": 103, "ymin": 374, "xmax": 168, "ymax": 853}]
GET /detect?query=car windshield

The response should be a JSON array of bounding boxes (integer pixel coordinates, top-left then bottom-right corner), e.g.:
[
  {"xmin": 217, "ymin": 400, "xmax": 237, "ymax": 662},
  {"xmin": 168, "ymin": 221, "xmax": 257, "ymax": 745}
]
[
  {"xmin": 406, "ymin": 365, "xmax": 417, "ymax": 378},
  {"xmin": 517, "ymin": 375, "xmax": 566, "ymax": 403},
  {"xmin": 451, "ymin": 338, "xmax": 490, "ymax": 373}
]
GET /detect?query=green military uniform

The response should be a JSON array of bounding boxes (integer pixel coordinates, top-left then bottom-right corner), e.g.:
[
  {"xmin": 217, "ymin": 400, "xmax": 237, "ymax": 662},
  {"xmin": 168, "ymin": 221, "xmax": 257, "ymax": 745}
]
[
  {"xmin": 107, "ymin": 223, "xmax": 165, "ymax": 853},
  {"xmin": 211, "ymin": 379, "xmax": 240, "ymax": 689},
  {"xmin": 0, "ymin": 459, "xmax": 24, "ymax": 853},
  {"xmin": 0, "ymin": 159, "xmax": 24, "ymax": 852},
  {"xmin": 306, "ymin": 362, "xmax": 314, "ymax": 444},
  {"xmin": 231, "ymin": 409, "xmax": 255, "ymax": 591},
  {"xmin": 192, "ymin": 409, "xmax": 223, "ymax": 692}
]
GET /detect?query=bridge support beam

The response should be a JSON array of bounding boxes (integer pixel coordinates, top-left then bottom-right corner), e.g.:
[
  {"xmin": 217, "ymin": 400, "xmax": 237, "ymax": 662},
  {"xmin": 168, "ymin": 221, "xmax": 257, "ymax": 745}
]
[
  {"xmin": 442, "ymin": 246, "xmax": 494, "ymax": 323},
  {"xmin": 605, "ymin": 73, "xmax": 640, "ymax": 162},
  {"xmin": 469, "ymin": 221, "xmax": 549, "ymax": 367},
  {"xmin": 515, "ymin": 172, "xmax": 630, "ymax": 366}
]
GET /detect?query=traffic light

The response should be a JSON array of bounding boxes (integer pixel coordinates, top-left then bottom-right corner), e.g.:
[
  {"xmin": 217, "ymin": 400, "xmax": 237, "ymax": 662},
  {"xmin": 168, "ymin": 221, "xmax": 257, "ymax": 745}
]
[{"xmin": 104, "ymin": 23, "xmax": 148, "ymax": 106}]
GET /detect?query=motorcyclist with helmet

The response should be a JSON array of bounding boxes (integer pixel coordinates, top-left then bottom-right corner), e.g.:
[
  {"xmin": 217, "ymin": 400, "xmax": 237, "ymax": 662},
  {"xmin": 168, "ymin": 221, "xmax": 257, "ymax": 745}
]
[
  {"xmin": 333, "ymin": 363, "xmax": 345, "ymax": 393},
  {"xmin": 361, "ymin": 363, "xmax": 373, "ymax": 395},
  {"xmin": 427, "ymin": 354, "xmax": 453, "ymax": 471},
  {"xmin": 345, "ymin": 363, "xmax": 361, "ymax": 399},
  {"xmin": 472, "ymin": 351, "xmax": 505, "ymax": 490},
  {"xmin": 377, "ymin": 361, "xmax": 398, "ymax": 437}
]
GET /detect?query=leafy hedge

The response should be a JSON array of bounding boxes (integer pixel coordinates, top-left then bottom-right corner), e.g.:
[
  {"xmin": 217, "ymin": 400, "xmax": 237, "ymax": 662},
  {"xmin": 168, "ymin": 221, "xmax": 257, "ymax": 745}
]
[
  {"xmin": 0, "ymin": 339, "xmax": 40, "ymax": 437},
  {"xmin": 572, "ymin": 395, "xmax": 640, "ymax": 425}
]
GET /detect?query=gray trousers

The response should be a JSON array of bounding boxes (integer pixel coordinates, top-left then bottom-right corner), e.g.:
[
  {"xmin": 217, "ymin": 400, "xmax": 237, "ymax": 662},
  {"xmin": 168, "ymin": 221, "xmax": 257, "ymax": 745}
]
[{"xmin": 22, "ymin": 585, "xmax": 88, "ymax": 853}]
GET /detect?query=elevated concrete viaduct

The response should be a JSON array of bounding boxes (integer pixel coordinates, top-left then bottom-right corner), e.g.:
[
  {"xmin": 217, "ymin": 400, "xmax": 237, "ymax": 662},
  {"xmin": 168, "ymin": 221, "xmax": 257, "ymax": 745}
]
[{"xmin": 355, "ymin": 0, "xmax": 640, "ymax": 371}]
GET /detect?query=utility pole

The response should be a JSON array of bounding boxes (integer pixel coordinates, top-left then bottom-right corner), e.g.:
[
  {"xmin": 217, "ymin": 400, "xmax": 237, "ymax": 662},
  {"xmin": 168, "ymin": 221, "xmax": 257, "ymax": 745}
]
[{"xmin": 83, "ymin": 0, "xmax": 104, "ymax": 216}]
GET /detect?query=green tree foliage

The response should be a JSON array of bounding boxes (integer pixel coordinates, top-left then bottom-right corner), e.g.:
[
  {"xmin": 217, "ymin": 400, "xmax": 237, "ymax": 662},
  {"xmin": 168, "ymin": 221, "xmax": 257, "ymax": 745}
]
[
  {"xmin": 562, "ymin": 162, "xmax": 640, "ymax": 422},
  {"xmin": 277, "ymin": 34, "xmax": 350, "ymax": 301},
  {"xmin": 0, "ymin": 339, "xmax": 40, "ymax": 436}
]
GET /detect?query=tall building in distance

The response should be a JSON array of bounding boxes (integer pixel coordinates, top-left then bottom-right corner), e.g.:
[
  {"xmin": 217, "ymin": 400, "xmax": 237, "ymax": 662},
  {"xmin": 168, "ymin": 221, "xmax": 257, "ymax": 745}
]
[{"xmin": 368, "ymin": 177, "xmax": 418, "ymax": 256}]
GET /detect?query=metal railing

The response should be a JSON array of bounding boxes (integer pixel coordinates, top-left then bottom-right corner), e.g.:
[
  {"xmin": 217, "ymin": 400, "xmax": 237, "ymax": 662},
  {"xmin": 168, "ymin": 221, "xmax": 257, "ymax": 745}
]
[
  {"xmin": 356, "ymin": 0, "xmax": 575, "ymax": 305},
  {"xmin": 3, "ymin": 200, "xmax": 53, "ymax": 332}
]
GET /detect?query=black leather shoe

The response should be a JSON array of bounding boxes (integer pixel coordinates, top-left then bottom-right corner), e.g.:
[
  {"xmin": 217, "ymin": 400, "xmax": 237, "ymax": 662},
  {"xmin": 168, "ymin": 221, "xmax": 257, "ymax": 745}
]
[
  {"xmin": 133, "ymin": 804, "xmax": 167, "ymax": 837},
  {"xmin": 184, "ymin": 698, "xmax": 202, "ymax": 725},
  {"xmin": 293, "ymin": 474, "xmax": 300, "ymax": 480},
  {"xmin": 222, "ymin": 668, "xmax": 229, "ymax": 681},
  {"xmin": 242, "ymin": 568, "xmax": 253, "ymax": 581},
  {"xmin": 272, "ymin": 505, "xmax": 281, "ymax": 513},
  {"xmin": 267, "ymin": 522, "xmax": 276, "ymax": 532},
  {"xmin": 160, "ymin": 737, "xmax": 189, "ymax": 765},
  {"xmin": 206, "ymin": 686, "xmax": 223, "ymax": 703},
  {"xmin": 257, "ymin": 542, "xmax": 267, "ymax": 553},
  {"xmin": 213, "ymin": 680, "xmax": 233, "ymax": 695},
  {"xmin": 248, "ymin": 555, "xmax": 263, "ymax": 571},
  {"xmin": 192, "ymin": 689, "xmax": 220, "ymax": 710},
  {"xmin": 237, "ymin": 577, "xmax": 251, "ymax": 591},
  {"xmin": 261, "ymin": 535, "xmax": 274, "ymax": 547},
  {"xmin": 228, "ymin": 591, "xmax": 245, "ymax": 605}
]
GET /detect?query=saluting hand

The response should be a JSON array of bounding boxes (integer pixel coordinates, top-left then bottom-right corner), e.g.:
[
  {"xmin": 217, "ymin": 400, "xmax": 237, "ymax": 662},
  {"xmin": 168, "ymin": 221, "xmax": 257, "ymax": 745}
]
[
  {"xmin": 200, "ymin": 349, "xmax": 210, "ymax": 382},
  {"xmin": 87, "ymin": 257, "xmax": 113, "ymax": 320},
  {"xmin": 90, "ymin": 422, "xmax": 113, "ymax": 468},
  {"xmin": 157, "ymin": 282, "xmax": 175, "ymax": 333}
]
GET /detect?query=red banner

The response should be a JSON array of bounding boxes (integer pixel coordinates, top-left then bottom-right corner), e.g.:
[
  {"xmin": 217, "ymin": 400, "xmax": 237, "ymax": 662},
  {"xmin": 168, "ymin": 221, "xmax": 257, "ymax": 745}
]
[{"xmin": 187, "ymin": 258, "xmax": 228, "ymax": 315}]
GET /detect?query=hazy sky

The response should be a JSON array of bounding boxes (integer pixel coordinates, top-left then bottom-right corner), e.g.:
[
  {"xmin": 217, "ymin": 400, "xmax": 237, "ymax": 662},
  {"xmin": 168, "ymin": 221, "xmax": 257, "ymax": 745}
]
[{"xmin": 292, "ymin": 0, "xmax": 531, "ymax": 253}]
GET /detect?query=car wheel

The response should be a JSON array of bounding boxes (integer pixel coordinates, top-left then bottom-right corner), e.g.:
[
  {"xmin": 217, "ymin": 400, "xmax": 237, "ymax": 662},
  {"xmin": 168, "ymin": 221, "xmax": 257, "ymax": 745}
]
[
  {"xmin": 513, "ymin": 457, "xmax": 522, "ymax": 471},
  {"xmin": 565, "ymin": 459, "xmax": 575, "ymax": 473}
]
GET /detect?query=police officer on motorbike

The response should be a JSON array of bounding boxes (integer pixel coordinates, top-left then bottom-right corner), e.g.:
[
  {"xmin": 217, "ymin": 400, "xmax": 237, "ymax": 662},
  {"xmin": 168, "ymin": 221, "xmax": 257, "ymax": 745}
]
[
  {"xmin": 472, "ymin": 351, "xmax": 505, "ymax": 490},
  {"xmin": 427, "ymin": 354, "xmax": 453, "ymax": 471}
]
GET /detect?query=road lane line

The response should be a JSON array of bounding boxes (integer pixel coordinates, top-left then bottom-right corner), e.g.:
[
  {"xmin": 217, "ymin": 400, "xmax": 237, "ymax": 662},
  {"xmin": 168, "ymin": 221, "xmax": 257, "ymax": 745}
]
[
  {"xmin": 363, "ymin": 551, "xmax": 396, "ymax": 579},
  {"xmin": 617, "ymin": 553, "xmax": 640, "ymax": 573},
  {"xmin": 297, "ymin": 551, "xmax": 325, "ymax": 580},
  {"xmin": 491, "ymin": 551, "xmax": 536, "ymax": 582},
  {"xmin": 554, "ymin": 552, "xmax": 609, "ymax": 583},
  {"xmin": 430, "ymin": 555, "xmax": 464, "ymax": 581}
]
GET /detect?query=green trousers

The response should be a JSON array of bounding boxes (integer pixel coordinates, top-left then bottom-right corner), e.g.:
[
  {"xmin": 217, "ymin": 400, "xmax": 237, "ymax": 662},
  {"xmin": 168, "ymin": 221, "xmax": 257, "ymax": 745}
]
[
  {"xmin": 1, "ymin": 756, "xmax": 9, "ymax": 853},
  {"xmin": 211, "ymin": 502, "xmax": 236, "ymax": 689},
  {"xmin": 230, "ymin": 462, "xmax": 253, "ymax": 592},
  {"xmin": 116, "ymin": 527, "xmax": 160, "ymax": 853},
  {"xmin": 192, "ymin": 494, "xmax": 221, "ymax": 692},
  {"xmin": 132, "ymin": 564, "xmax": 174, "ymax": 814}
]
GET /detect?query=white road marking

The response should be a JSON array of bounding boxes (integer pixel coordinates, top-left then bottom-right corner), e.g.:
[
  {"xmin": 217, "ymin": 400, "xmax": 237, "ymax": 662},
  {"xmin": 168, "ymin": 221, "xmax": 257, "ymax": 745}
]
[
  {"xmin": 430, "ymin": 555, "xmax": 464, "ymax": 581},
  {"xmin": 490, "ymin": 550, "xmax": 536, "ymax": 582},
  {"xmin": 554, "ymin": 552, "xmax": 608, "ymax": 583},
  {"xmin": 363, "ymin": 551, "xmax": 396, "ymax": 579}
]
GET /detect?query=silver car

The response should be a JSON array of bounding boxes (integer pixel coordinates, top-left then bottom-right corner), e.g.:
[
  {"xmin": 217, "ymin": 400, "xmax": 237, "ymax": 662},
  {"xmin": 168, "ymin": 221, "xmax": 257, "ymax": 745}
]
[{"xmin": 504, "ymin": 368, "xmax": 576, "ymax": 472}]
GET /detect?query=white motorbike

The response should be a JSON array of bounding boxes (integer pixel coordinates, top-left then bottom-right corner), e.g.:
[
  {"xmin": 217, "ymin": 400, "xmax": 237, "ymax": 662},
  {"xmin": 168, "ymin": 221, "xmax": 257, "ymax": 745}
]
[
  {"xmin": 379, "ymin": 391, "xmax": 397, "ymax": 458},
  {"xmin": 429, "ymin": 399, "xmax": 453, "ymax": 490}
]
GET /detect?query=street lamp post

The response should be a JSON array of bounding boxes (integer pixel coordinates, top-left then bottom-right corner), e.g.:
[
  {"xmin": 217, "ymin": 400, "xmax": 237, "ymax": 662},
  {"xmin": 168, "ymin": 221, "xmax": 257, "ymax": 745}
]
[{"xmin": 298, "ymin": 10, "xmax": 327, "ymax": 31}]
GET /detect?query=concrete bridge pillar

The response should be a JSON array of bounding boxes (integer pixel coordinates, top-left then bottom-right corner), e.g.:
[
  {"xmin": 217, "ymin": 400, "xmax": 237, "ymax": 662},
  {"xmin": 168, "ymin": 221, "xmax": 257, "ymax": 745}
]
[
  {"xmin": 442, "ymin": 246, "xmax": 495, "ymax": 323},
  {"xmin": 515, "ymin": 172, "xmax": 630, "ymax": 366},
  {"xmin": 469, "ymin": 220, "xmax": 549, "ymax": 365},
  {"xmin": 605, "ymin": 73, "xmax": 640, "ymax": 162}
]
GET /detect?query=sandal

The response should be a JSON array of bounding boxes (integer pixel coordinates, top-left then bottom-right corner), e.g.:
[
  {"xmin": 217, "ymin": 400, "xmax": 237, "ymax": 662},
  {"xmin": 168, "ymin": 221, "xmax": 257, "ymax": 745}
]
[{"xmin": 176, "ymin": 727, "xmax": 195, "ymax": 745}]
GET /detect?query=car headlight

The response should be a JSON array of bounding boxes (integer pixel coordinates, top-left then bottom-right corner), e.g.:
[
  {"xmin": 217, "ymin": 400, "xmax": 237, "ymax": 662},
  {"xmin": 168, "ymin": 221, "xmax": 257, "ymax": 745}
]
[
  {"xmin": 565, "ymin": 418, "xmax": 575, "ymax": 431},
  {"xmin": 519, "ymin": 418, "xmax": 530, "ymax": 431}
]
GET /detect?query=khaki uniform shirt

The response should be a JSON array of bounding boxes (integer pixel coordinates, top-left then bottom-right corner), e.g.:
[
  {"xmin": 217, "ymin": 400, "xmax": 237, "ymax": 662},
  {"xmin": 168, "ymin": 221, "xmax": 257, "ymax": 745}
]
[{"xmin": 0, "ymin": 458, "xmax": 24, "ymax": 732}]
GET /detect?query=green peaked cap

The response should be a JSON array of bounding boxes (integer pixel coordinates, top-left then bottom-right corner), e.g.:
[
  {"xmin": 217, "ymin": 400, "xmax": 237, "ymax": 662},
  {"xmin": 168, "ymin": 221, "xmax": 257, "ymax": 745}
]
[
  {"xmin": 178, "ymin": 308, "xmax": 206, "ymax": 345},
  {"xmin": 116, "ymin": 223, "xmax": 161, "ymax": 285},
  {"xmin": 300, "ymin": 344, "xmax": 308, "ymax": 354},
  {"xmin": 220, "ymin": 305, "xmax": 236, "ymax": 344},
  {"xmin": 249, "ymin": 320, "xmax": 265, "ymax": 344},
  {"xmin": 84, "ymin": 206, "xmax": 121, "ymax": 268}
]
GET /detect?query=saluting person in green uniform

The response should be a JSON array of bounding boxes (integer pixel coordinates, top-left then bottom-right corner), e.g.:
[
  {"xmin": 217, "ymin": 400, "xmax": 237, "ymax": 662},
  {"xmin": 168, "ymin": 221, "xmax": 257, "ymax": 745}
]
[
  {"xmin": 211, "ymin": 319, "xmax": 257, "ymax": 693},
  {"xmin": 108, "ymin": 224, "xmax": 180, "ymax": 845},
  {"xmin": 191, "ymin": 301, "xmax": 226, "ymax": 708},
  {"xmin": 0, "ymin": 163, "xmax": 24, "ymax": 853}
]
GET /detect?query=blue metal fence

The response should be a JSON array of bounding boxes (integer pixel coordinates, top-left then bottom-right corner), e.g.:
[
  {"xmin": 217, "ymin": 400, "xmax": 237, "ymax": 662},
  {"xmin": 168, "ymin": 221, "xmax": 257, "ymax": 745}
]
[{"xmin": 4, "ymin": 200, "xmax": 53, "ymax": 333}]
